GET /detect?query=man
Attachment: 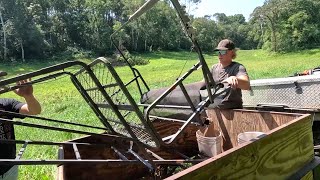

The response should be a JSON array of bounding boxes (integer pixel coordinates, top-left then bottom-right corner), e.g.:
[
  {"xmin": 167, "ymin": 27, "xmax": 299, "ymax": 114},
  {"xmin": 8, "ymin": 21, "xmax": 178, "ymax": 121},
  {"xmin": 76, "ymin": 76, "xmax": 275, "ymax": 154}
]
[
  {"xmin": 209, "ymin": 39, "xmax": 250, "ymax": 109},
  {"xmin": 0, "ymin": 79, "xmax": 41, "ymax": 180}
]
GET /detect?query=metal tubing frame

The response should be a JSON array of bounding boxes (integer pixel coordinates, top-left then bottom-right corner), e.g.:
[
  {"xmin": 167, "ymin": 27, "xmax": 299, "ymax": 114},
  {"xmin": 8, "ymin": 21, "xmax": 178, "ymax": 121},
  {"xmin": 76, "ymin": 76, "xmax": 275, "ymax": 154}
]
[
  {"xmin": 0, "ymin": 159, "xmax": 203, "ymax": 166},
  {"xmin": 0, "ymin": 0, "xmax": 226, "ymax": 173},
  {"xmin": 0, "ymin": 61, "xmax": 116, "ymax": 132},
  {"xmin": 144, "ymin": 63, "xmax": 218, "ymax": 145},
  {"xmin": 0, "ymin": 110, "xmax": 108, "ymax": 131},
  {"xmin": 83, "ymin": 58, "xmax": 155, "ymax": 145},
  {"xmin": 107, "ymin": 0, "xmax": 224, "ymax": 147},
  {"xmin": 109, "ymin": 34, "xmax": 149, "ymax": 98},
  {"xmin": 0, "ymin": 137, "xmax": 202, "ymax": 170},
  {"xmin": 0, "ymin": 118, "xmax": 125, "ymax": 139},
  {"xmin": 70, "ymin": 75, "xmax": 117, "ymax": 133},
  {"xmin": 0, "ymin": 61, "xmax": 87, "ymax": 87},
  {"xmin": 104, "ymin": 59, "xmax": 162, "ymax": 147},
  {"xmin": 0, "ymin": 139, "xmax": 114, "ymax": 147},
  {"xmin": 178, "ymin": 82, "xmax": 196, "ymax": 111},
  {"xmin": 170, "ymin": 0, "xmax": 216, "ymax": 102},
  {"xmin": 0, "ymin": 58, "xmax": 153, "ymax": 140},
  {"xmin": 289, "ymin": 156, "xmax": 320, "ymax": 179}
]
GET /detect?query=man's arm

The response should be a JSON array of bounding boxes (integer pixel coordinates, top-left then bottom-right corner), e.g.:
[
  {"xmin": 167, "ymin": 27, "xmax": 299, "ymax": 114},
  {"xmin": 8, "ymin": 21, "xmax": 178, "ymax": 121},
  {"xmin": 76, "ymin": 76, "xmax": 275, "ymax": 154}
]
[
  {"xmin": 236, "ymin": 75, "xmax": 250, "ymax": 90},
  {"xmin": 223, "ymin": 63, "xmax": 250, "ymax": 90},
  {"xmin": 14, "ymin": 79, "xmax": 41, "ymax": 115},
  {"xmin": 20, "ymin": 95, "xmax": 41, "ymax": 115},
  {"xmin": 222, "ymin": 75, "xmax": 250, "ymax": 90}
]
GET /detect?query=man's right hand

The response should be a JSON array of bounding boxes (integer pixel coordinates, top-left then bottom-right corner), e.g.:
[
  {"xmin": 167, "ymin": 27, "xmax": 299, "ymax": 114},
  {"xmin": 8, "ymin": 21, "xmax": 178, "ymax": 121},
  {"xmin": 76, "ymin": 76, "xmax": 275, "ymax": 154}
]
[
  {"xmin": 222, "ymin": 76, "xmax": 238, "ymax": 89},
  {"xmin": 14, "ymin": 79, "xmax": 33, "ymax": 98}
]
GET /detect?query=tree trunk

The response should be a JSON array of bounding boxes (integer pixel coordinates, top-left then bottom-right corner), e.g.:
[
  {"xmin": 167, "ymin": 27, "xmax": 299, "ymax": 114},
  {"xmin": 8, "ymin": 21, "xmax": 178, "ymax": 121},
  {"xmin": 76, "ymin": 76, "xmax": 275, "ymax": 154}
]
[
  {"xmin": 20, "ymin": 40, "xmax": 25, "ymax": 62},
  {"xmin": 131, "ymin": 28, "xmax": 135, "ymax": 51},
  {"xmin": 270, "ymin": 21, "xmax": 277, "ymax": 52},
  {"xmin": 135, "ymin": 31, "xmax": 139, "ymax": 51},
  {"xmin": 144, "ymin": 39, "xmax": 147, "ymax": 52},
  {"xmin": 266, "ymin": 15, "xmax": 277, "ymax": 52},
  {"xmin": 0, "ymin": 7, "xmax": 7, "ymax": 61}
]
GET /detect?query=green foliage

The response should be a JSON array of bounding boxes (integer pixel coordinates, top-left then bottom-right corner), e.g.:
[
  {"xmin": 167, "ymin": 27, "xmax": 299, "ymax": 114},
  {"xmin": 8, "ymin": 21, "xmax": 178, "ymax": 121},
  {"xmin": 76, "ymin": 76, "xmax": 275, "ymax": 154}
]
[
  {"xmin": 192, "ymin": 17, "xmax": 222, "ymax": 51},
  {"xmin": 250, "ymin": 0, "xmax": 320, "ymax": 52},
  {"xmin": 1, "ymin": 0, "xmax": 320, "ymax": 61},
  {"xmin": 1, "ymin": 49, "xmax": 320, "ymax": 179},
  {"xmin": 115, "ymin": 51, "xmax": 149, "ymax": 66}
]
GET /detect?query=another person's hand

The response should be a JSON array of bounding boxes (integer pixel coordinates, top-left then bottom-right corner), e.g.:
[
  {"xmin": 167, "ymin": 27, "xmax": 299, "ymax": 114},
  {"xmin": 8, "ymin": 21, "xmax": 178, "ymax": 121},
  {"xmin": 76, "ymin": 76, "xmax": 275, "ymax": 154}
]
[
  {"xmin": 222, "ymin": 76, "xmax": 238, "ymax": 89},
  {"xmin": 14, "ymin": 79, "xmax": 33, "ymax": 97}
]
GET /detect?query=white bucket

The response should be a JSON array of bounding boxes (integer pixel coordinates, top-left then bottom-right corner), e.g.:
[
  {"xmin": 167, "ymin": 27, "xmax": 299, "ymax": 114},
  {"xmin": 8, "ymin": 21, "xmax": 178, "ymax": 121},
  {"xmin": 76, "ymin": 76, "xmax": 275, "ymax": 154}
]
[
  {"xmin": 196, "ymin": 130, "xmax": 222, "ymax": 157},
  {"xmin": 237, "ymin": 131, "xmax": 266, "ymax": 145}
]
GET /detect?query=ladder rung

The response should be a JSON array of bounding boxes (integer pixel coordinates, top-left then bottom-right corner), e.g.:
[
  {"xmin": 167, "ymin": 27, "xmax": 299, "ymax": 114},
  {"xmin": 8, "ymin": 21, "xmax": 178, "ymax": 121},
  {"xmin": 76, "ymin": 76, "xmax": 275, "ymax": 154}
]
[
  {"xmin": 85, "ymin": 83, "xmax": 118, "ymax": 92},
  {"xmin": 96, "ymin": 103, "xmax": 135, "ymax": 111}
]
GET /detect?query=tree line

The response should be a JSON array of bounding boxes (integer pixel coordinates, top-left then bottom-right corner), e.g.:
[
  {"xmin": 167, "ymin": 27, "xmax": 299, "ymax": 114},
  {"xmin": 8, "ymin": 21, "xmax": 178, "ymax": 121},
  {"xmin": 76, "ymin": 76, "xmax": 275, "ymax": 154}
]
[{"xmin": 0, "ymin": 0, "xmax": 319, "ymax": 62}]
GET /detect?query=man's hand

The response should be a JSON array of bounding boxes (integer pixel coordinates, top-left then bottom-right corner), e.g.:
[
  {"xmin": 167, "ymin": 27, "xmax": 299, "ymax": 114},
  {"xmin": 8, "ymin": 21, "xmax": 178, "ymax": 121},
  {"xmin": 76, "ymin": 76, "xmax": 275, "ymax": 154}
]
[
  {"xmin": 14, "ymin": 79, "xmax": 41, "ymax": 115},
  {"xmin": 14, "ymin": 79, "xmax": 33, "ymax": 98},
  {"xmin": 222, "ymin": 76, "xmax": 238, "ymax": 89},
  {"xmin": 222, "ymin": 75, "xmax": 251, "ymax": 90}
]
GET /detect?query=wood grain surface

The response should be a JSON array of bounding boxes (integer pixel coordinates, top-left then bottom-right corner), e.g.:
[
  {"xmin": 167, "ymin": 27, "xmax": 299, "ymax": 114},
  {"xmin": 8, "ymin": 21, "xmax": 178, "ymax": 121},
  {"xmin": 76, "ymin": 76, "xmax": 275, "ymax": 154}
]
[{"xmin": 167, "ymin": 109, "xmax": 314, "ymax": 180}]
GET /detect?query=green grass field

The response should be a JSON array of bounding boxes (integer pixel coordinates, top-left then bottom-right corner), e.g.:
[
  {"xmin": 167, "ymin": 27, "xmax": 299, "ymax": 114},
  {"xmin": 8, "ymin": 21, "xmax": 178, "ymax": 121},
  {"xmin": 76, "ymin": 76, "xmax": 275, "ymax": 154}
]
[{"xmin": 0, "ymin": 49, "xmax": 319, "ymax": 179}]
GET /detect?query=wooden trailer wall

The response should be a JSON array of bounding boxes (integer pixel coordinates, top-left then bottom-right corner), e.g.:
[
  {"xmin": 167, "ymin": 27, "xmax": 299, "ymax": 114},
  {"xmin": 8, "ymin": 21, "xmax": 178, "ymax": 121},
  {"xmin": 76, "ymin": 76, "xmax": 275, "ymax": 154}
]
[{"xmin": 167, "ymin": 108, "xmax": 314, "ymax": 179}]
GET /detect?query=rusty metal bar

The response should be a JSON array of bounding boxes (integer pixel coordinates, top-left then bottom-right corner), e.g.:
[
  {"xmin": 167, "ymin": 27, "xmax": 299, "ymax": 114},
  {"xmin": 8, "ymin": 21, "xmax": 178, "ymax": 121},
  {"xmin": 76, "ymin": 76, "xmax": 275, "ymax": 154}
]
[
  {"xmin": 0, "ymin": 61, "xmax": 88, "ymax": 87},
  {"xmin": 108, "ymin": 75, "xmax": 140, "ymax": 98},
  {"xmin": 139, "ymin": 104, "xmax": 192, "ymax": 109},
  {"xmin": 146, "ymin": 149, "xmax": 164, "ymax": 160},
  {"xmin": 111, "ymin": 146, "xmax": 128, "ymax": 160},
  {"xmin": 0, "ymin": 118, "xmax": 136, "ymax": 142},
  {"xmin": 0, "ymin": 159, "xmax": 203, "ymax": 166},
  {"xmin": 132, "ymin": 68, "xmax": 150, "ymax": 95},
  {"xmin": 0, "ymin": 110, "xmax": 108, "ymax": 131},
  {"xmin": 70, "ymin": 76, "xmax": 116, "ymax": 132},
  {"xmin": 289, "ymin": 156, "xmax": 320, "ymax": 179},
  {"xmin": 96, "ymin": 103, "xmax": 135, "ymax": 111},
  {"xmin": 170, "ymin": 0, "xmax": 215, "ymax": 103},
  {"xmin": 105, "ymin": 61, "xmax": 161, "ymax": 148},
  {"xmin": 173, "ymin": 151, "xmax": 190, "ymax": 159},
  {"xmin": 148, "ymin": 115, "xmax": 199, "ymax": 124},
  {"xmin": 85, "ymin": 83, "xmax": 118, "ymax": 92},
  {"xmin": 162, "ymin": 97, "xmax": 211, "ymax": 144},
  {"xmin": 128, "ymin": 141, "xmax": 154, "ymax": 172},
  {"xmin": 178, "ymin": 82, "xmax": 196, "ymax": 112},
  {"xmin": 0, "ymin": 139, "xmax": 110, "ymax": 148},
  {"xmin": 84, "ymin": 58, "xmax": 144, "ymax": 144},
  {"xmin": 0, "ymin": 72, "xmax": 68, "ymax": 94}
]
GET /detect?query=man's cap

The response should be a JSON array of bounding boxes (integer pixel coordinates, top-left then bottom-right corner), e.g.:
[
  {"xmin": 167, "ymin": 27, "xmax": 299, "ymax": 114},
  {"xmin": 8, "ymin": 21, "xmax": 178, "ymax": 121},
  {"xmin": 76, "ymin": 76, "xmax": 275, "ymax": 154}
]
[{"xmin": 214, "ymin": 39, "xmax": 238, "ymax": 51}]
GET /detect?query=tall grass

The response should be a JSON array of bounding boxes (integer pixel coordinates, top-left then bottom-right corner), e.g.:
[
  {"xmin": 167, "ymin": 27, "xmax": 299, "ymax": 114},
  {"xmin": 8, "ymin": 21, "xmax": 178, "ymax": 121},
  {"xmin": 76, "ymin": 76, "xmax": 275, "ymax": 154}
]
[{"xmin": 0, "ymin": 49, "xmax": 319, "ymax": 179}]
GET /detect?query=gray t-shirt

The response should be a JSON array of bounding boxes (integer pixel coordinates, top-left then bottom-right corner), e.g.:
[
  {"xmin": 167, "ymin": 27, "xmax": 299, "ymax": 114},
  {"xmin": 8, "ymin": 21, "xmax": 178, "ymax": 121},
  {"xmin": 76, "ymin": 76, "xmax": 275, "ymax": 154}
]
[{"xmin": 210, "ymin": 62, "xmax": 248, "ymax": 109}]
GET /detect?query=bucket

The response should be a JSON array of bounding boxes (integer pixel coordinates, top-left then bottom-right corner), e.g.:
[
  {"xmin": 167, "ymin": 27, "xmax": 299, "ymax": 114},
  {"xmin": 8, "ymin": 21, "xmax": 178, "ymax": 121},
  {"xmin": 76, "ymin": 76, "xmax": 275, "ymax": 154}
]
[
  {"xmin": 196, "ymin": 130, "xmax": 222, "ymax": 157},
  {"xmin": 237, "ymin": 131, "xmax": 266, "ymax": 144}
]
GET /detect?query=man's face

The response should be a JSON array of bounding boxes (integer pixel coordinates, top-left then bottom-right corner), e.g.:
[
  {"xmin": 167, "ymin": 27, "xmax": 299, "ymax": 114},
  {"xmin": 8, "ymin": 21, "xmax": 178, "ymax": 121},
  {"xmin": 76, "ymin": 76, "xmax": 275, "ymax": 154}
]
[{"xmin": 217, "ymin": 50, "xmax": 233, "ymax": 64}]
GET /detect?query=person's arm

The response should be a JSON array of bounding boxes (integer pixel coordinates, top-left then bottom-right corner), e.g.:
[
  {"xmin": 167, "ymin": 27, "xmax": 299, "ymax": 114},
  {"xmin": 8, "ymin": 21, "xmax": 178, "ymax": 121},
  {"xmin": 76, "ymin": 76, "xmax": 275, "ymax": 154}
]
[
  {"xmin": 223, "ymin": 75, "xmax": 250, "ymax": 90},
  {"xmin": 14, "ymin": 79, "xmax": 41, "ymax": 115},
  {"xmin": 222, "ymin": 64, "xmax": 250, "ymax": 90}
]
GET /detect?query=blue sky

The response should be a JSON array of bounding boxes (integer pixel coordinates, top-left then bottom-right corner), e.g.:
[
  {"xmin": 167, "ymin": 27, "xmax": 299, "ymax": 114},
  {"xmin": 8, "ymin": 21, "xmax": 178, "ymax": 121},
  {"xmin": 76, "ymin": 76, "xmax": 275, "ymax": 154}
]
[{"xmin": 189, "ymin": 0, "xmax": 266, "ymax": 21}]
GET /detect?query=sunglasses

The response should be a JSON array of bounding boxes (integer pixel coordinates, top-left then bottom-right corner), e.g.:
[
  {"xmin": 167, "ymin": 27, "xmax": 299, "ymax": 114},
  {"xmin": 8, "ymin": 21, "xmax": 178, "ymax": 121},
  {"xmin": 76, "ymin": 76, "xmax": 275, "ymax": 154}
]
[{"xmin": 215, "ymin": 50, "xmax": 228, "ymax": 55}]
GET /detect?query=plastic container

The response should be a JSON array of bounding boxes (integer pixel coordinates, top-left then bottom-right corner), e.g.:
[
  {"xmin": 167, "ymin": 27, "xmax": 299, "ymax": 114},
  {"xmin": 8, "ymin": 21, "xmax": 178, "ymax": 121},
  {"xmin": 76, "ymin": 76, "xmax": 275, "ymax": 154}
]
[
  {"xmin": 237, "ymin": 131, "xmax": 266, "ymax": 144},
  {"xmin": 196, "ymin": 130, "xmax": 222, "ymax": 157}
]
